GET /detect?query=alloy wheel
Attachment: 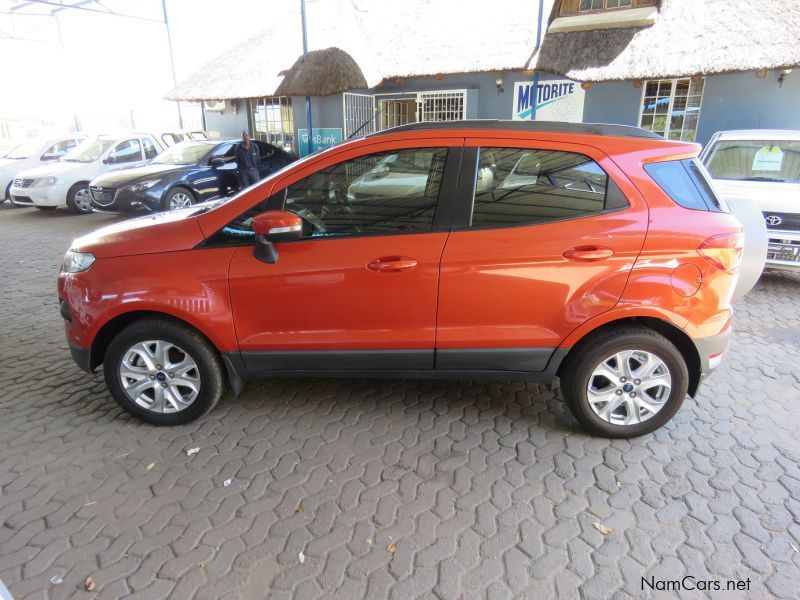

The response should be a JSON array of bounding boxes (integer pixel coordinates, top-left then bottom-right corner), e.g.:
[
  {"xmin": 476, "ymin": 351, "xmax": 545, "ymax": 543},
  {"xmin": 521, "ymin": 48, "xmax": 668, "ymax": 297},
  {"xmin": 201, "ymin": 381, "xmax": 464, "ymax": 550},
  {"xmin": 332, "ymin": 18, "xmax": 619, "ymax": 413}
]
[
  {"xmin": 169, "ymin": 192, "xmax": 193, "ymax": 210},
  {"xmin": 118, "ymin": 340, "xmax": 201, "ymax": 413},
  {"xmin": 74, "ymin": 187, "xmax": 93, "ymax": 212},
  {"xmin": 586, "ymin": 349, "xmax": 672, "ymax": 426}
]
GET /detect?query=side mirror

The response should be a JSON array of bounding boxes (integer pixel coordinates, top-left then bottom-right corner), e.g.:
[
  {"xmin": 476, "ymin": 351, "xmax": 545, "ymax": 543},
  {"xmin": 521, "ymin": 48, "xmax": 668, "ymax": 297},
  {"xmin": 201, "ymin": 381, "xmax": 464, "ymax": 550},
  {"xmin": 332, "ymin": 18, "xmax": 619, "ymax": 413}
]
[
  {"xmin": 251, "ymin": 210, "xmax": 302, "ymax": 263},
  {"xmin": 209, "ymin": 157, "xmax": 225, "ymax": 168}
]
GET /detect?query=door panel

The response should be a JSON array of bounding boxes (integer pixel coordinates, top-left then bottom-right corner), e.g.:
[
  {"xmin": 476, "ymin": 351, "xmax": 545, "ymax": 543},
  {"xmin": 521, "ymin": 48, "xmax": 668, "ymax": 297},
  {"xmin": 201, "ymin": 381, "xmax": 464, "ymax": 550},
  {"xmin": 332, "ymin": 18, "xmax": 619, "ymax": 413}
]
[
  {"xmin": 229, "ymin": 232, "xmax": 447, "ymax": 358},
  {"xmin": 226, "ymin": 141, "xmax": 463, "ymax": 371},
  {"xmin": 436, "ymin": 138, "xmax": 648, "ymax": 360}
]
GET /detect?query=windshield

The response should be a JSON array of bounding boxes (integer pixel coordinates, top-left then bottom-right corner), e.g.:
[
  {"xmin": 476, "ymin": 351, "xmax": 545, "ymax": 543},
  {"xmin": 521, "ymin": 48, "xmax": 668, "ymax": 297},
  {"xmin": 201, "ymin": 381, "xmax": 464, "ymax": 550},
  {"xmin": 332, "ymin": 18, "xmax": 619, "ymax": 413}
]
[
  {"xmin": 705, "ymin": 139, "xmax": 800, "ymax": 183},
  {"xmin": 5, "ymin": 139, "xmax": 43, "ymax": 159},
  {"xmin": 63, "ymin": 139, "xmax": 114, "ymax": 163},
  {"xmin": 153, "ymin": 142, "xmax": 213, "ymax": 165}
]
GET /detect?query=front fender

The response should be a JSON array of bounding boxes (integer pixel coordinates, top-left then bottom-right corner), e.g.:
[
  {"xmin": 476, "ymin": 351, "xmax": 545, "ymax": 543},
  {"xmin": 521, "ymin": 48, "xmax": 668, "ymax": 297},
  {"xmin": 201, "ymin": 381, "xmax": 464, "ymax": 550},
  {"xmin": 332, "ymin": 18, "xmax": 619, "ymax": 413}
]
[{"xmin": 59, "ymin": 247, "xmax": 238, "ymax": 352}]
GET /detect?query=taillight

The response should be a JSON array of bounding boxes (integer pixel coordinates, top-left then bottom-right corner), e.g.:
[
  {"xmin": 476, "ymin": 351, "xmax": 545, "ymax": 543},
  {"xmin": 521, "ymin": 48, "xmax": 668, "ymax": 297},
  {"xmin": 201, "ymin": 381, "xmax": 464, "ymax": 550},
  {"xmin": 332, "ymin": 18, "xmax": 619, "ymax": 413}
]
[{"xmin": 698, "ymin": 232, "xmax": 744, "ymax": 272}]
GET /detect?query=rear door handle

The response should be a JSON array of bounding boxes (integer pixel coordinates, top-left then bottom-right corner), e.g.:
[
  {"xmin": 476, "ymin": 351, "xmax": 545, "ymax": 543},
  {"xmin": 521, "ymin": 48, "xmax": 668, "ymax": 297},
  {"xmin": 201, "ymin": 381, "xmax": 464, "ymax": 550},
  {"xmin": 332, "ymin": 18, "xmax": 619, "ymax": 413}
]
[
  {"xmin": 562, "ymin": 245, "xmax": 615, "ymax": 262},
  {"xmin": 367, "ymin": 256, "xmax": 418, "ymax": 272}
]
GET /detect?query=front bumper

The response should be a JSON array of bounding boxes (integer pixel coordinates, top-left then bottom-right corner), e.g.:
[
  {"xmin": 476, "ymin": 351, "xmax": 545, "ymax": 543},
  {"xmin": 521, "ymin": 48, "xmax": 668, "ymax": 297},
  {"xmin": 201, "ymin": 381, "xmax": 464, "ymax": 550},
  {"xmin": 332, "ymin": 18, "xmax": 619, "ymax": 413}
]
[
  {"xmin": 91, "ymin": 185, "xmax": 162, "ymax": 212},
  {"xmin": 10, "ymin": 183, "xmax": 67, "ymax": 207},
  {"xmin": 765, "ymin": 230, "xmax": 800, "ymax": 272},
  {"xmin": 68, "ymin": 341, "xmax": 93, "ymax": 373}
]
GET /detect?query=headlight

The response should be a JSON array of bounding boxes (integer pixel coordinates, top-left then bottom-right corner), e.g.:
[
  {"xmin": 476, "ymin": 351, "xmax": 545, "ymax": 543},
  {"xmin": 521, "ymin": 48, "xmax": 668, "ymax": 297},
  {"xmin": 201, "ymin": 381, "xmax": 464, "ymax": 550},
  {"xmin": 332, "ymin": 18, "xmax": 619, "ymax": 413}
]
[
  {"xmin": 62, "ymin": 250, "xmax": 95, "ymax": 273},
  {"xmin": 34, "ymin": 176, "xmax": 58, "ymax": 187},
  {"xmin": 129, "ymin": 179, "xmax": 160, "ymax": 192}
]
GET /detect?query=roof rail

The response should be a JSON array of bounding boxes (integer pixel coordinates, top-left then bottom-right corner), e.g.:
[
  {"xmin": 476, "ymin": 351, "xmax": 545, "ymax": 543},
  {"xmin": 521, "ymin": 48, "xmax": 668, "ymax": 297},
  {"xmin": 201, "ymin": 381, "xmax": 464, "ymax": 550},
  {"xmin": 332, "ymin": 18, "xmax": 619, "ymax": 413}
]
[{"xmin": 368, "ymin": 119, "xmax": 664, "ymax": 140}]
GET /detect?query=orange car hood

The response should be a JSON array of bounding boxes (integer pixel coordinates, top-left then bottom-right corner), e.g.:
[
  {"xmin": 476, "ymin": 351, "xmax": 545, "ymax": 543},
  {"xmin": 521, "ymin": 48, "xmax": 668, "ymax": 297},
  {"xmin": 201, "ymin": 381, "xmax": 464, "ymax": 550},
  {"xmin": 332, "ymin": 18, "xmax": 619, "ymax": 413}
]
[{"xmin": 69, "ymin": 209, "xmax": 206, "ymax": 259}]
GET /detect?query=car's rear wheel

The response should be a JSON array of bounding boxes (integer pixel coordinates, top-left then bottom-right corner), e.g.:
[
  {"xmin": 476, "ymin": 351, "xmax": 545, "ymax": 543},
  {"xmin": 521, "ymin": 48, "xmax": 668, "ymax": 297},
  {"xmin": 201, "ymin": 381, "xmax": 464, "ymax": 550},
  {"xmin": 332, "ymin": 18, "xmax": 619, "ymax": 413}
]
[
  {"xmin": 67, "ymin": 182, "xmax": 93, "ymax": 214},
  {"xmin": 104, "ymin": 319, "xmax": 225, "ymax": 425},
  {"xmin": 560, "ymin": 327, "xmax": 689, "ymax": 438},
  {"xmin": 163, "ymin": 187, "xmax": 195, "ymax": 211}
]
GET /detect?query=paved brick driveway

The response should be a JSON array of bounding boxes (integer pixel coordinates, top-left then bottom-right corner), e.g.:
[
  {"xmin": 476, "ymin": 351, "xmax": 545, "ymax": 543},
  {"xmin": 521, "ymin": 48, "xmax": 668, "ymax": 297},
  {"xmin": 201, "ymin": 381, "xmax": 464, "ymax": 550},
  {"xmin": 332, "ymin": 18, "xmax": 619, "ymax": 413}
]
[{"xmin": 0, "ymin": 204, "xmax": 798, "ymax": 600}]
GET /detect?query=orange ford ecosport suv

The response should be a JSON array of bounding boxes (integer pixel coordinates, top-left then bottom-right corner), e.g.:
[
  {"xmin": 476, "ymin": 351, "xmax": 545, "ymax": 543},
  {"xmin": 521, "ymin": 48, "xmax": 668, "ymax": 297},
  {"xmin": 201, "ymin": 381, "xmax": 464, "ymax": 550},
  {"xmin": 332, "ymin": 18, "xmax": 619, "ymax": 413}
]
[{"xmin": 58, "ymin": 121, "xmax": 743, "ymax": 438}]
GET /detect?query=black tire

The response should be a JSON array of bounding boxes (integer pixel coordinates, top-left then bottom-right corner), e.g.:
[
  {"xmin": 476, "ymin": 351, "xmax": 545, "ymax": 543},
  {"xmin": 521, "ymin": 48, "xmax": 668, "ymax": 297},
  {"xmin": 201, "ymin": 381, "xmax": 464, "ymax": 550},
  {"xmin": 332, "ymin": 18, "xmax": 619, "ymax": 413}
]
[
  {"xmin": 162, "ymin": 186, "xmax": 195, "ymax": 212},
  {"xmin": 35, "ymin": 206, "xmax": 58, "ymax": 211},
  {"xmin": 2, "ymin": 181, "xmax": 10, "ymax": 203},
  {"xmin": 559, "ymin": 327, "xmax": 689, "ymax": 438},
  {"xmin": 66, "ymin": 182, "xmax": 93, "ymax": 214},
  {"xmin": 104, "ymin": 318, "xmax": 225, "ymax": 426}
]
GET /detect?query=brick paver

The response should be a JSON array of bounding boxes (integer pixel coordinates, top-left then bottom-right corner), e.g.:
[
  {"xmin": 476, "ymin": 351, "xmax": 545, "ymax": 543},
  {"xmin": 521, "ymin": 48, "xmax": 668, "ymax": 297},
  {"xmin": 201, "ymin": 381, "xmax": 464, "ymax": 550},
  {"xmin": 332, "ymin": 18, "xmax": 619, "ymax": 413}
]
[{"xmin": 0, "ymin": 204, "xmax": 798, "ymax": 599}]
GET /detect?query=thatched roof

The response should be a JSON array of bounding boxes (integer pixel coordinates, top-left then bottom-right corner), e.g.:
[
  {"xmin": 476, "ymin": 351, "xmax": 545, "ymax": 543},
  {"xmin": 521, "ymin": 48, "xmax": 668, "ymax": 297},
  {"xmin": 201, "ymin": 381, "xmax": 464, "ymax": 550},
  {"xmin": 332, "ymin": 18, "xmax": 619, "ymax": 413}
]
[
  {"xmin": 167, "ymin": 0, "xmax": 800, "ymax": 101},
  {"xmin": 535, "ymin": 0, "xmax": 800, "ymax": 82},
  {"xmin": 165, "ymin": 0, "xmax": 556, "ymax": 101},
  {"xmin": 275, "ymin": 48, "xmax": 368, "ymax": 97}
]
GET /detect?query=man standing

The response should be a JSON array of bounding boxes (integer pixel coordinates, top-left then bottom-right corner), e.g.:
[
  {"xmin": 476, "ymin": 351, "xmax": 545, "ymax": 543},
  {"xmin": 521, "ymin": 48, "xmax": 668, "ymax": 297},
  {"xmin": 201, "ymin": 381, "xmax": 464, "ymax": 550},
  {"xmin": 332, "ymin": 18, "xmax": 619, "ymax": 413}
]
[{"xmin": 235, "ymin": 131, "xmax": 261, "ymax": 189}]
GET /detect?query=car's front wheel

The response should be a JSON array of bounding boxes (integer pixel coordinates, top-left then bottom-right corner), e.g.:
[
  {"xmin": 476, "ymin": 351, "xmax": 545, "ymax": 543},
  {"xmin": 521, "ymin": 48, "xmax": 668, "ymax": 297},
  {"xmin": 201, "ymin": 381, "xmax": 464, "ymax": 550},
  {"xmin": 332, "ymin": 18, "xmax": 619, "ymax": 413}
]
[
  {"xmin": 104, "ymin": 319, "xmax": 225, "ymax": 425},
  {"xmin": 560, "ymin": 327, "xmax": 689, "ymax": 438},
  {"xmin": 163, "ymin": 187, "xmax": 195, "ymax": 211},
  {"xmin": 67, "ymin": 182, "xmax": 93, "ymax": 214}
]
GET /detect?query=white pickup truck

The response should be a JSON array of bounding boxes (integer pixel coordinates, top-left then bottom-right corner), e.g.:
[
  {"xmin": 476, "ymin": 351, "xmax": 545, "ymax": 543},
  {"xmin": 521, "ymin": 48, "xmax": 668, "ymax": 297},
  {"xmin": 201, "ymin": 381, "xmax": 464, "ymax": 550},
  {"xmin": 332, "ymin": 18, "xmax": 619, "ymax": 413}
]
[{"xmin": 702, "ymin": 130, "xmax": 800, "ymax": 276}]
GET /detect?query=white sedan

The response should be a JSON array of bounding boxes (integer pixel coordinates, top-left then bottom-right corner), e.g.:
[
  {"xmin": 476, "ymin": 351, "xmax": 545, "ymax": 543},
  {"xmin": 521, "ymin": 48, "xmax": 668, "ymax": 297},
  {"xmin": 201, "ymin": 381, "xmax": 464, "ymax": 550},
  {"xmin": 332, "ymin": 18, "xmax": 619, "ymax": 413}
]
[
  {"xmin": 9, "ymin": 133, "xmax": 165, "ymax": 214},
  {"xmin": 0, "ymin": 134, "xmax": 86, "ymax": 202}
]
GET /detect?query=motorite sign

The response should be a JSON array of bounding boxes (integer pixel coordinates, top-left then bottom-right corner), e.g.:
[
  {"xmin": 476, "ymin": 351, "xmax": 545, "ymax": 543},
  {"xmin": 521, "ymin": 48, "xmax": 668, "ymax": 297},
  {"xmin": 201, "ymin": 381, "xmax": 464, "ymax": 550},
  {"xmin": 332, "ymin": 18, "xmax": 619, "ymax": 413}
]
[{"xmin": 513, "ymin": 79, "xmax": 585, "ymax": 122}]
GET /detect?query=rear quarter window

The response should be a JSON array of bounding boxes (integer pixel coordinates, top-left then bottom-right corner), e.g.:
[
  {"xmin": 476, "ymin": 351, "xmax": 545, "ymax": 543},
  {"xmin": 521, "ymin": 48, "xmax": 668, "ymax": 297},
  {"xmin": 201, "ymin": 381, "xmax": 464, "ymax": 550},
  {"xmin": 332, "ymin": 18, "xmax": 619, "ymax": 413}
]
[{"xmin": 644, "ymin": 159, "xmax": 724, "ymax": 212}]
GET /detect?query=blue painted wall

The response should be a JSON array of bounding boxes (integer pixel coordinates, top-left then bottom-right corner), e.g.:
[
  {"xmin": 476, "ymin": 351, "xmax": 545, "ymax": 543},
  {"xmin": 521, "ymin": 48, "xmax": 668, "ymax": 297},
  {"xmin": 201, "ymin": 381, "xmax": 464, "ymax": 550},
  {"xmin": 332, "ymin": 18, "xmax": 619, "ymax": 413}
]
[
  {"xmin": 583, "ymin": 82, "xmax": 642, "ymax": 127},
  {"xmin": 696, "ymin": 71, "xmax": 800, "ymax": 144}
]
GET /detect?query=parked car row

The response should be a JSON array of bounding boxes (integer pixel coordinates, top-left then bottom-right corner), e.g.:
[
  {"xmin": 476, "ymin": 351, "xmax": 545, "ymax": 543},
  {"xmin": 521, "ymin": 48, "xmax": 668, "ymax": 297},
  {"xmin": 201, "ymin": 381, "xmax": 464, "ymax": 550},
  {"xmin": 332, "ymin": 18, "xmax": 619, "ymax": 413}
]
[{"xmin": 2, "ymin": 130, "xmax": 296, "ymax": 215}]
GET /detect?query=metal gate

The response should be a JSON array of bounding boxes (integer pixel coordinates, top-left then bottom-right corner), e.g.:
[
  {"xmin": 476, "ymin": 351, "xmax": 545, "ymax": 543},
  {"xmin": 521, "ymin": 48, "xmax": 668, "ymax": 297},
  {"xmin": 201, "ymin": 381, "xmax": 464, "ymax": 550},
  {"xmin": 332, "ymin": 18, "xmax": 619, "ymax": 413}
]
[
  {"xmin": 343, "ymin": 92, "xmax": 376, "ymax": 138},
  {"xmin": 343, "ymin": 90, "xmax": 468, "ymax": 139}
]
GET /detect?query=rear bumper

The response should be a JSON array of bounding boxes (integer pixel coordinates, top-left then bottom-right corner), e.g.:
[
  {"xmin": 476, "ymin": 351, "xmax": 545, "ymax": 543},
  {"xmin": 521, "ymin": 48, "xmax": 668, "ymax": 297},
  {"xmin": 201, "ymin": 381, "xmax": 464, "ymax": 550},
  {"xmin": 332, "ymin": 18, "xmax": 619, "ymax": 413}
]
[{"xmin": 692, "ymin": 327, "xmax": 731, "ymax": 393}]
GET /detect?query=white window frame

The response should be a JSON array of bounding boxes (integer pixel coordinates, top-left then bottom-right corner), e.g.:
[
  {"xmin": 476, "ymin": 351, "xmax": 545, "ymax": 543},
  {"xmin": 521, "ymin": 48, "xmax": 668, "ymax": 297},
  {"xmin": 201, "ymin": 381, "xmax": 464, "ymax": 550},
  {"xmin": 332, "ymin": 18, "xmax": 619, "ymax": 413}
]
[
  {"xmin": 250, "ymin": 96, "xmax": 294, "ymax": 152},
  {"xmin": 637, "ymin": 77, "xmax": 705, "ymax": 142}
]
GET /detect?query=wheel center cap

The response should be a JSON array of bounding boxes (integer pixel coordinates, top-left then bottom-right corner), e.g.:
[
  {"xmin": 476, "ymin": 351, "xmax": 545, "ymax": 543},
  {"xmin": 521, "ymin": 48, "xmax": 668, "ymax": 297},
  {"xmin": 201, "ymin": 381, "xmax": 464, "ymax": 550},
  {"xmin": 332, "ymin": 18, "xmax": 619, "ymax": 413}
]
[
  {"xmin": 622, "ymin": 383, "xmax": 634, "ymax": 393},
  {"xmin": 156, "ymin": 372, "xmax": 167, "ymax": 382}
]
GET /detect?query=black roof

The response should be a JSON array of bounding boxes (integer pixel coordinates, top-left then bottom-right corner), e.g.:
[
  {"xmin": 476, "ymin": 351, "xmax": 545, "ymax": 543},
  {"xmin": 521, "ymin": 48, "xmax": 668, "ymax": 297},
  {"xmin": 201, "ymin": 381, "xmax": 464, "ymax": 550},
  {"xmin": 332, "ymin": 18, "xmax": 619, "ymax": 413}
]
[{"xmin": 369, "ymin": 119, "xmax": 663, "ymax": 140}]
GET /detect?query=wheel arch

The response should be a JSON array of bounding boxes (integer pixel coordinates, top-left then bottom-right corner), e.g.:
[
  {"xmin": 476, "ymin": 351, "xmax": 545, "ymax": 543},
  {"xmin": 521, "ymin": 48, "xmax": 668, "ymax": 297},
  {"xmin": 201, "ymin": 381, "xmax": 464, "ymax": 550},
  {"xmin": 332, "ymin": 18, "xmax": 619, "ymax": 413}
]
[
  {"xmin": 556, "ymin": 316, "xmax": 702, "ymax": 397},
  {"xmin": 89, "ymin": 310, "xmax": 219, "ymax": 371}
]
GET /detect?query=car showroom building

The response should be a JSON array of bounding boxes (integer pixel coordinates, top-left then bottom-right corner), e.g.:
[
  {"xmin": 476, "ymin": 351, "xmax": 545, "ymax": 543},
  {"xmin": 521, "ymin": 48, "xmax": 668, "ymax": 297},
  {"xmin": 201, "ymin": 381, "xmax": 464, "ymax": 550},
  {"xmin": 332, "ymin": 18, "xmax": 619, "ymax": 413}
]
[{"xmin": 166, "ymin": 0, "xmax": 800, "ymax": 155}]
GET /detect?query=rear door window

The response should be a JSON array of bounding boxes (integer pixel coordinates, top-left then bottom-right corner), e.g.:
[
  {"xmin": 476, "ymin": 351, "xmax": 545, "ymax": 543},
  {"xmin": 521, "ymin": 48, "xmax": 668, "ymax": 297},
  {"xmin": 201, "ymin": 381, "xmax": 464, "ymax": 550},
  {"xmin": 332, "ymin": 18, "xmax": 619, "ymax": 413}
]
[
  {"xmin": 142, "ymin": 137, "xmax": 159, "ymax": 160},
  {"xmin": 468, "ymin": 147, "xmax": 626, "ymax": 229},
  {"xmin": 109, "ymin": 139, "xmax": 143, "ymax": 164}
]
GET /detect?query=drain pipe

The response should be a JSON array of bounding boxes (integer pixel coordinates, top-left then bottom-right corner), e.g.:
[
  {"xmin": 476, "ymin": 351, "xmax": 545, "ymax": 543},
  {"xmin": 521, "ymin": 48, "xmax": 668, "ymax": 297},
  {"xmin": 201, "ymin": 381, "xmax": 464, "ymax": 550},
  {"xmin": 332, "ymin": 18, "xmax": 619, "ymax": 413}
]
[
  {"xmin": 301, "ymin": 0, "xmax": 314, "ymax": 155},
  {"xmin": 531, "ymin": 0, "xmax": 545, "ymax": 120}
]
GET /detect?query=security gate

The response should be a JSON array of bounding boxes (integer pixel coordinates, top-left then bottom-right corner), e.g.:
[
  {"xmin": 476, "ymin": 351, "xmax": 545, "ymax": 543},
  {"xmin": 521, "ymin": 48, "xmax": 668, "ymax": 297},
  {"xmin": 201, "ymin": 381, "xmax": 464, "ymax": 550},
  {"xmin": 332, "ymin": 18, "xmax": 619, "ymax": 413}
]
[
  {"xmin": 343, "ymin": 92, "xmax": 376, "ymax": 138},
  {"xmin": 343, "ymin": 90, "xmax": 468, "ymax": 139}
]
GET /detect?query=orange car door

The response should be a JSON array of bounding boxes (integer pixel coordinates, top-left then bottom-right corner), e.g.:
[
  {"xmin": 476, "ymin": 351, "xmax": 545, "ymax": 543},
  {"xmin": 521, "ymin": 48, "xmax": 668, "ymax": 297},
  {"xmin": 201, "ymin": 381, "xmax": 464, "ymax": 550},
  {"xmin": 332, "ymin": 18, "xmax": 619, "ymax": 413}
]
[
  {"xmin": 436, "ymin": 138, "xmax": 648, "ymax": 371},
  {"xmin": 226, "ymin": 141, "xmax": 462, "ymax": 372}
]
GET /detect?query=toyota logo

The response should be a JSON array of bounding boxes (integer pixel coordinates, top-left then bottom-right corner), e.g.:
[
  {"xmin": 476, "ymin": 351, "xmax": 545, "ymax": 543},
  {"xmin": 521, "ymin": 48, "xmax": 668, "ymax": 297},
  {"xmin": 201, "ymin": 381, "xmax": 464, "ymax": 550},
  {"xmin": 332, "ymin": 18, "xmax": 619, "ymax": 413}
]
[{"xmin": 765, "ymin": 215, "xmax": 783, "ymax": 226}]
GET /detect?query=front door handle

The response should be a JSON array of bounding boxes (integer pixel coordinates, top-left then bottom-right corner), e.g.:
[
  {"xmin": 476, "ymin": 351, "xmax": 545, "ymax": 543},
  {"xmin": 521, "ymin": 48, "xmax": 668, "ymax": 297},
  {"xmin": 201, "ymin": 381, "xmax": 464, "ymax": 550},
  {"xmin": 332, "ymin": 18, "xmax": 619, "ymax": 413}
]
[
  {"xmin": 562, "ymin": 245, "xmax": 615, "ymax": 262},
  {"xmin": 367, "ymin": 256, "xmax": 418, "ymax": 272}
]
